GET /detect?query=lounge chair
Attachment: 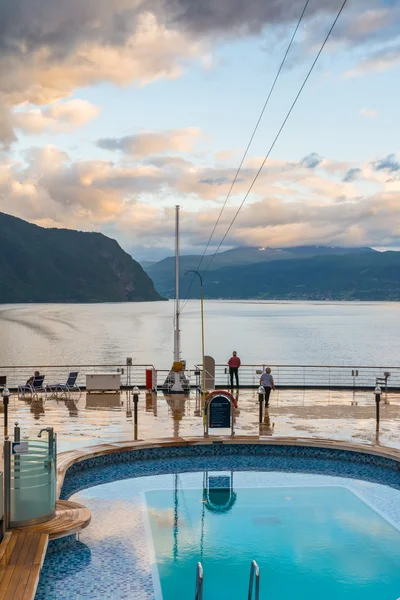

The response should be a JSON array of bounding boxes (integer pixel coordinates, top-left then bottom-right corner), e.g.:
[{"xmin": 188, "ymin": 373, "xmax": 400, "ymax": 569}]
[
  {"xmin": 47, "ymin": 372, "xmax": 80, "ymax": 398},
  {"xmin": 18, "ymin": 375, "xmax": 46, "ymax": 398}
]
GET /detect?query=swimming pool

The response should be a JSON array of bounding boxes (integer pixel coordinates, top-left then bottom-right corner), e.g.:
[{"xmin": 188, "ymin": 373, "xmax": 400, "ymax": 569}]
[
  {"xmin": 35, "ymin": 449, "xmax": 400, "ymax": 600},
  {"xmin": 146, "ymin": 485, "xmax": 400, "ymax": 600}
]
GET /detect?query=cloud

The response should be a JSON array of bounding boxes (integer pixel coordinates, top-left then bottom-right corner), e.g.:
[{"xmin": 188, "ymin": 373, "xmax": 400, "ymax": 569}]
[
  {"xmin": 13, "ymin": 100, "xmax": 100, "ymax": 134},
  {"xmin": 360, "ymin": 107, "xmax": 377, "ymax": 118},
  {"xmin": 0, "ymin": 98, "xmax": 17, "ymax": 149},
  {"xmin": 0, "ymin": 9, "xmax": 205, "ymax": 145},
  {"xmin": 164, "ymin": 0, "xmax": 344, "ymax": 34},
  {"xmin": 372, "ymin": 154, "xmax": 400, "ymax": 173},
  {"xmin": 2, "ymin": 143, "xmax": 400, "ymax": 256},
  {"xmin": 199, "ymin": 176, "xmax": 232, "ymax": 186},
  {"xmin": 345, "ymin": 42, "xmax": 400, "ymax": 78},
  {"xmin": 0, "ymin": 0, "xmax": 399, "ymax": 146},
  {"xmin": 97, "ymin": 128, "xmax": 201, "ymax": 156},
  {"xmin": 300, "ymin": 153, "xmax": 323, "ymax": 169},
  {"xmin": 343, "ymin": 168, "xmax": 362, "ymax": 183}
]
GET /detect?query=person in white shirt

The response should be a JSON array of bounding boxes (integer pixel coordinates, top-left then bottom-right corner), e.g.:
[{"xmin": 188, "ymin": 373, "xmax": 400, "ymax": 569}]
[{"xmin": 260, "ymin": 367, "xmax": 275, "ymax": 407}]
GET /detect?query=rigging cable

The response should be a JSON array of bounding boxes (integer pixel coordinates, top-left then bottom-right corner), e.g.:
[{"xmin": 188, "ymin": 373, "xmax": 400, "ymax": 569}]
[
  {"xmin": 200, "ymin": 0, "xmax": 348, "ymax": 276},
  {"xmin": 180, "ymin": 0, "xmax": 312, "ymax": 310}
]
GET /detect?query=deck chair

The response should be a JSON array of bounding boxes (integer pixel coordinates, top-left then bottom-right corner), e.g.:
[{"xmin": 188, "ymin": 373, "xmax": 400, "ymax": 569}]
[
  {"xmin": 18, "ymin": 375, "xmax": 46, "ymax": 398},
  {"xmin": 48, "ymin": 372, "xmax": 80, "ymax": 398}
]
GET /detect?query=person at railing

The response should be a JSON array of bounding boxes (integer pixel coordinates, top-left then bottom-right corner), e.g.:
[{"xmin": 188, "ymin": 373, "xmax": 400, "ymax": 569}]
[
  {"xmin": 260, "ymin": 367, "xmax": 275, "ymax": 407},
  {"xmin": 228, "ymin": 351, "xmax": 241, "ymax": 387},
  {"xmin": 26, "ymin": 370, "xmax": 40, "ymax": 385}
]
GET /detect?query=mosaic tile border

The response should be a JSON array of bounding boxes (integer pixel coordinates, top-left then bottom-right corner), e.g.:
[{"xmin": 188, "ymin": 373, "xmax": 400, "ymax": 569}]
[{"xmin": 61, "ymin": 442, "xmax": 400, "ymax": 500}]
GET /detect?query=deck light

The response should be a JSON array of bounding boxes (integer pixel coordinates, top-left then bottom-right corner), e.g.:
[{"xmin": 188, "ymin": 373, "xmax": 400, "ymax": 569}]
[
  {"xmin": 374, "ymin": 385, "xmax": 381, "ymax": 430},
  {"xmin": 2, "ymin": 387, "xmax": 10, "ymax": 434}
]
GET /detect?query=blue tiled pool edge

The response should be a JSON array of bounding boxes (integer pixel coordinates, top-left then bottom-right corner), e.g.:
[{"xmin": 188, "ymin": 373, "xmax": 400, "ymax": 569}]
[
  {"xmin": 60, "ymin": 441, "xmax": 400, "ymax": 501},
  {"xmin": 65, "ymin": 442, "xmax": 400, "ymax": 474}
]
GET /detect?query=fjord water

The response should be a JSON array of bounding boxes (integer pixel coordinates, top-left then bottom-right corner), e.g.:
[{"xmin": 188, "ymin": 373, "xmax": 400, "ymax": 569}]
[
  {"xmin": 146, "ymin": 486, "xmax": 400, "ymax": 600},
  {"xmin": 1, "ymin": 301, "xmax": 400, "ymax": 367},
  {"xmin": 1, "ymin": 300, "xmax": 400, "ymax": 367}
]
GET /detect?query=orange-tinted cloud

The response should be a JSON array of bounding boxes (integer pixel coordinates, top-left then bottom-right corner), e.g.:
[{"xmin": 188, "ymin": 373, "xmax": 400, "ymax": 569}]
[
  {"xmin": 98, "ymin": 128, "xmax": 201, "ymax": 156},
  {"xmin": 13, "ymin": 100, "xmax": 100, "ymax": 134}
]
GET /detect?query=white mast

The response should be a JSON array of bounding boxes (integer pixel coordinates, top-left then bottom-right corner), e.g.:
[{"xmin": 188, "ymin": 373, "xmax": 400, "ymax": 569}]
[
  {"xmin": 174, "ymin": 205, "xmax": 180, "ymax": 363},
  {"xmin": 171, "ymin": 204, "xmax": 184, "ymax": 392}
]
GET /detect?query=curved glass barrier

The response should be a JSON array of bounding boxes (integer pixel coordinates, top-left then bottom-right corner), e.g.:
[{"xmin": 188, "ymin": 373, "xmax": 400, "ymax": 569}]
[{"xmin": 6, "ymin": 432, "xmax": 57, "ymax": 527}]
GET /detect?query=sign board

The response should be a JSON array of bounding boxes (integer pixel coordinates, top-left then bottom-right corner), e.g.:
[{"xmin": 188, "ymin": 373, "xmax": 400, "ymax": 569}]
[
  {"xmin": 209, "ymin": 395, "xmax": 231, "ymax": 428},
  {"xmin": 205, "ymin": 390, "xmax": 235, "ymax": 436},
  {"xmin": 12, "ymin": 441, "xmax": 29, "ymax": 455}
]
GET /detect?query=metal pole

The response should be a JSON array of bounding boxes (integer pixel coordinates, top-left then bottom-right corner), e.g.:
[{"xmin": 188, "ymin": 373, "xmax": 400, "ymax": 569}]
[
  {"xmin": 133, "ymin": 392, "xmax": 138, "ymax": 426},
  {"xmin": 4, "ymin": 438, "xmax": 11, "ymax": 533},
  {"xmin": 204, "ymin": 399, "xmax": 209, "ymax": 438},
  {"xmin": 375, "ymin": 385, "xmax": 381, "ymax": 430},
  {"xmin": 14, "ymin": 422, "xmax": 20, "ymax": 443},
  {"xmin": 47, "ymin": 427, "xmax": 54, "ymax": 458},
  {"xmin": 171, "ymin": 205, "xmax": 184, "ymax": 393},
  {"xmin": 174, "ymin": 205, "xmax": 180, "ymax": 364},
  {"xmin": 133, "ymin": 387, "xmax": 139, "ymax": 440},
  {"xmin": 14, "ymin": 423, "xmax": 20, "ymax": 490},
  {"xmin": 258, "ymin": 387, "xmax": 265, "ymax": 424},
  {"xmin": 2, "ymin": 388, "xmax": 10, "ymax": 437},
  {"xmin": 200, "ymin": 284, "xmax": 206, "ymax": 395},
  {"xmin": 185, "ymin": 270, "xmax": 205, "ymax": 394}
]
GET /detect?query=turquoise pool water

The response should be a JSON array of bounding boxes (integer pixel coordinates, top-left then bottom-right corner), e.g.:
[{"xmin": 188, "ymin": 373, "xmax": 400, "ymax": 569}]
[{"xmin": 145, "ymin": 485, "xmax": 400, "ymax": 600}]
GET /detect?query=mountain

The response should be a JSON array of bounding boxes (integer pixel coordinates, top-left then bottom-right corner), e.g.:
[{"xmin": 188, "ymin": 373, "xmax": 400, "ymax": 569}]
[
  {"xmin": 143, "ymin": 245, "xmax": 378, "ymax": 298},
  {"xmin": 200, "ymin": 252, "xmax": 400, "ymax": 300},
  {"xmin": 0, "ymin": 212, "xmax": 164, "ymax": 303}
]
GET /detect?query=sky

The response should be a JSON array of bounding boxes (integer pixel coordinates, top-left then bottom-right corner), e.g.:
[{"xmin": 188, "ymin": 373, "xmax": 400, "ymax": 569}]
[{"xmin": 0, "ymin": 0, "xmax": 400, "ymax": 261}]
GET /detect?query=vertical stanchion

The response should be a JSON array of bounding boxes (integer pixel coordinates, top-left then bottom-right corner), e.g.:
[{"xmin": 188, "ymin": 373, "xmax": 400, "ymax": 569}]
[
  {"xmin": 258, "ymin": 387, "xmax": 265, "ymax": 425},
  {"xmin": 133, "ymin": 386, "xmax": 139, "ymax": 441},
  {"xmin": 4, "ymin": 438, "xmax": 11, "ymax": 533},
  {"xmin": 2, "ymin": 388, "xmax": 10, "ymax": 437},
  {"xmin": 14, "ymin": 423, "xmax": 20, "ymax": 490},
  {"xmin": 375, "ymin": 385, "xmax": 381, "ymax": 430}
]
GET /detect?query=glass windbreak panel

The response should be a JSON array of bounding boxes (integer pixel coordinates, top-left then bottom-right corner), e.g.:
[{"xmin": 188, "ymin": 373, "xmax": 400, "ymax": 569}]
[{"xmin": 10, "ymin": 438, "xmax": 56, "ymax": 525}]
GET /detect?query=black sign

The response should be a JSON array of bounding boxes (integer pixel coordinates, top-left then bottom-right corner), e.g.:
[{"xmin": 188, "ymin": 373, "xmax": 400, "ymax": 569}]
[{"xmin": 209, "ymin": 395, "xmax": 231, "ymax": 429}]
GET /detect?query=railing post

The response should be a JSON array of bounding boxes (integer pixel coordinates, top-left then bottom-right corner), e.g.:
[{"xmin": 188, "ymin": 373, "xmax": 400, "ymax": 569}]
[
  {"xmin": 258, "ymin": 387, "xmax": 265, "ymax": 424},
  {"xmin": 4, "ymin": 437, "xmax": 11, "ymax": 533},
  {"xmin": 2, "ymin": 388, "xmax": 10, "ymax": 437},
  {"xmin": 133, "ymin": 386, "xmax": 139, "ymax": 440},
  {"xmin": 375, "ymin": 385, "xmax": 381, "ymax": 430},
  {"xmin": 14, "ymin": 422, "xmax": 20, "ymax": 490}
]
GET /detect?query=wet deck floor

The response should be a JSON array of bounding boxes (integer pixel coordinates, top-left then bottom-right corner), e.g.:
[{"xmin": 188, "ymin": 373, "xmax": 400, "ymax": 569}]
[{"xmin": 1, "ymin": 388, "xmax": 399, "ymax": 452}]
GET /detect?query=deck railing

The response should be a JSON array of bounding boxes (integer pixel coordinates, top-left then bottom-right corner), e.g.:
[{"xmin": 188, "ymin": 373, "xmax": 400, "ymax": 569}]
[
  {"xmin": 0, "ymin": 362, "xmax": 399, "ymax": 392},
  {"xmin": 208, "ymin": 364, "xmax": 400, "ymax": 391}
]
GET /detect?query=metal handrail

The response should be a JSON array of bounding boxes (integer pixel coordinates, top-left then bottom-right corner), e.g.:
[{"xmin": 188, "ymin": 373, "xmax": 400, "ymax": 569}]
[
  {"xmin": 194, "ymin": 562, "xmax": 203, "ymax": 600},
  {"xmin": 248, "ymin": 560, "xmax": 260, "ymax": 600}
]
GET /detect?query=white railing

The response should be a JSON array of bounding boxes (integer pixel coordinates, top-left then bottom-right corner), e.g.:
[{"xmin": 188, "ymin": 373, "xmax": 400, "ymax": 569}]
[
  {"xmin": 0, "ymin": 362, "xmax": 399, "ymax": 391},
  {"xmin": 197, "ymin": 364, "xmax": 400, "ymax": 390}
]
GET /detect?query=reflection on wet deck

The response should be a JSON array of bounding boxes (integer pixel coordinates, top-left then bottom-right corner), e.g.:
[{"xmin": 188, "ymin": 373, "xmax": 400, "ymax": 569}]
[{"xmin": 1, "ymin": 388, "xmax": 400, "ymax": 452}]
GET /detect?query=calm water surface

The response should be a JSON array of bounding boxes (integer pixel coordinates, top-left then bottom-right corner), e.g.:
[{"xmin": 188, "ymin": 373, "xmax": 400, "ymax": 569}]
[{"xmin": 1, "ymin": 301, "xmax": 400, "ymax": 367}]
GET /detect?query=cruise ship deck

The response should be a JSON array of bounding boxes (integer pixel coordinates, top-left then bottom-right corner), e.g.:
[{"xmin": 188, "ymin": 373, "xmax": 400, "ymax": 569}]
[{"xmin": 2, "ymin": 387, "xmax": 400, "ymax": 452}]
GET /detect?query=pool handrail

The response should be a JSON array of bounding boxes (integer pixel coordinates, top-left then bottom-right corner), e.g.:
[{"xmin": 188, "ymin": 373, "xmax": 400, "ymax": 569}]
[
  {"xmin": 194, "ymin": 562, "xmax": 203, "ymax": 600},
  {"xmin": 248, "ymin": 560, "xmax": 260, "ymax": 600}
]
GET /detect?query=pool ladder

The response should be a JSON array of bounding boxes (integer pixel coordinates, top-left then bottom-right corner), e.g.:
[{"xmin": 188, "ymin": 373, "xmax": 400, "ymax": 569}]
[
  {"xmin": 194, "ymin": 560, "xmax": 260, "ymax": 600},
  {"xmin": 248, "ymin": 560, "xmax": 260, "ymax": 600},
  {"xmin": 194, "ymin": 562, "xmax": 203, "ymax": 600}
]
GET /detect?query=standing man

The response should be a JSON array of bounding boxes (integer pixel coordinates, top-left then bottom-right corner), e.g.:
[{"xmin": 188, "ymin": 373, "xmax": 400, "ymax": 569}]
[
  {"xmin": 228, "ymin": 351, "xmax": 241, "ymax": 388},
  {"xmin": 260, "ymin": 367, "xmax": 275, "ymax": 407}
]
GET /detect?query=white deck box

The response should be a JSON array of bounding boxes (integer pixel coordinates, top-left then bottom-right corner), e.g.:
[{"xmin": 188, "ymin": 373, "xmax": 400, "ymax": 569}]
[{"xmin": 86, "ymin": 372, "xmax": 121, "ymax": 392}]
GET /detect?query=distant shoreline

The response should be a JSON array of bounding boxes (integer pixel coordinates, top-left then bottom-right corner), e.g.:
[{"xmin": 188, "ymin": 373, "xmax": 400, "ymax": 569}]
[{"xmin": 1, "ymin": 298, "xmax": 400, "ymax": 306}]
